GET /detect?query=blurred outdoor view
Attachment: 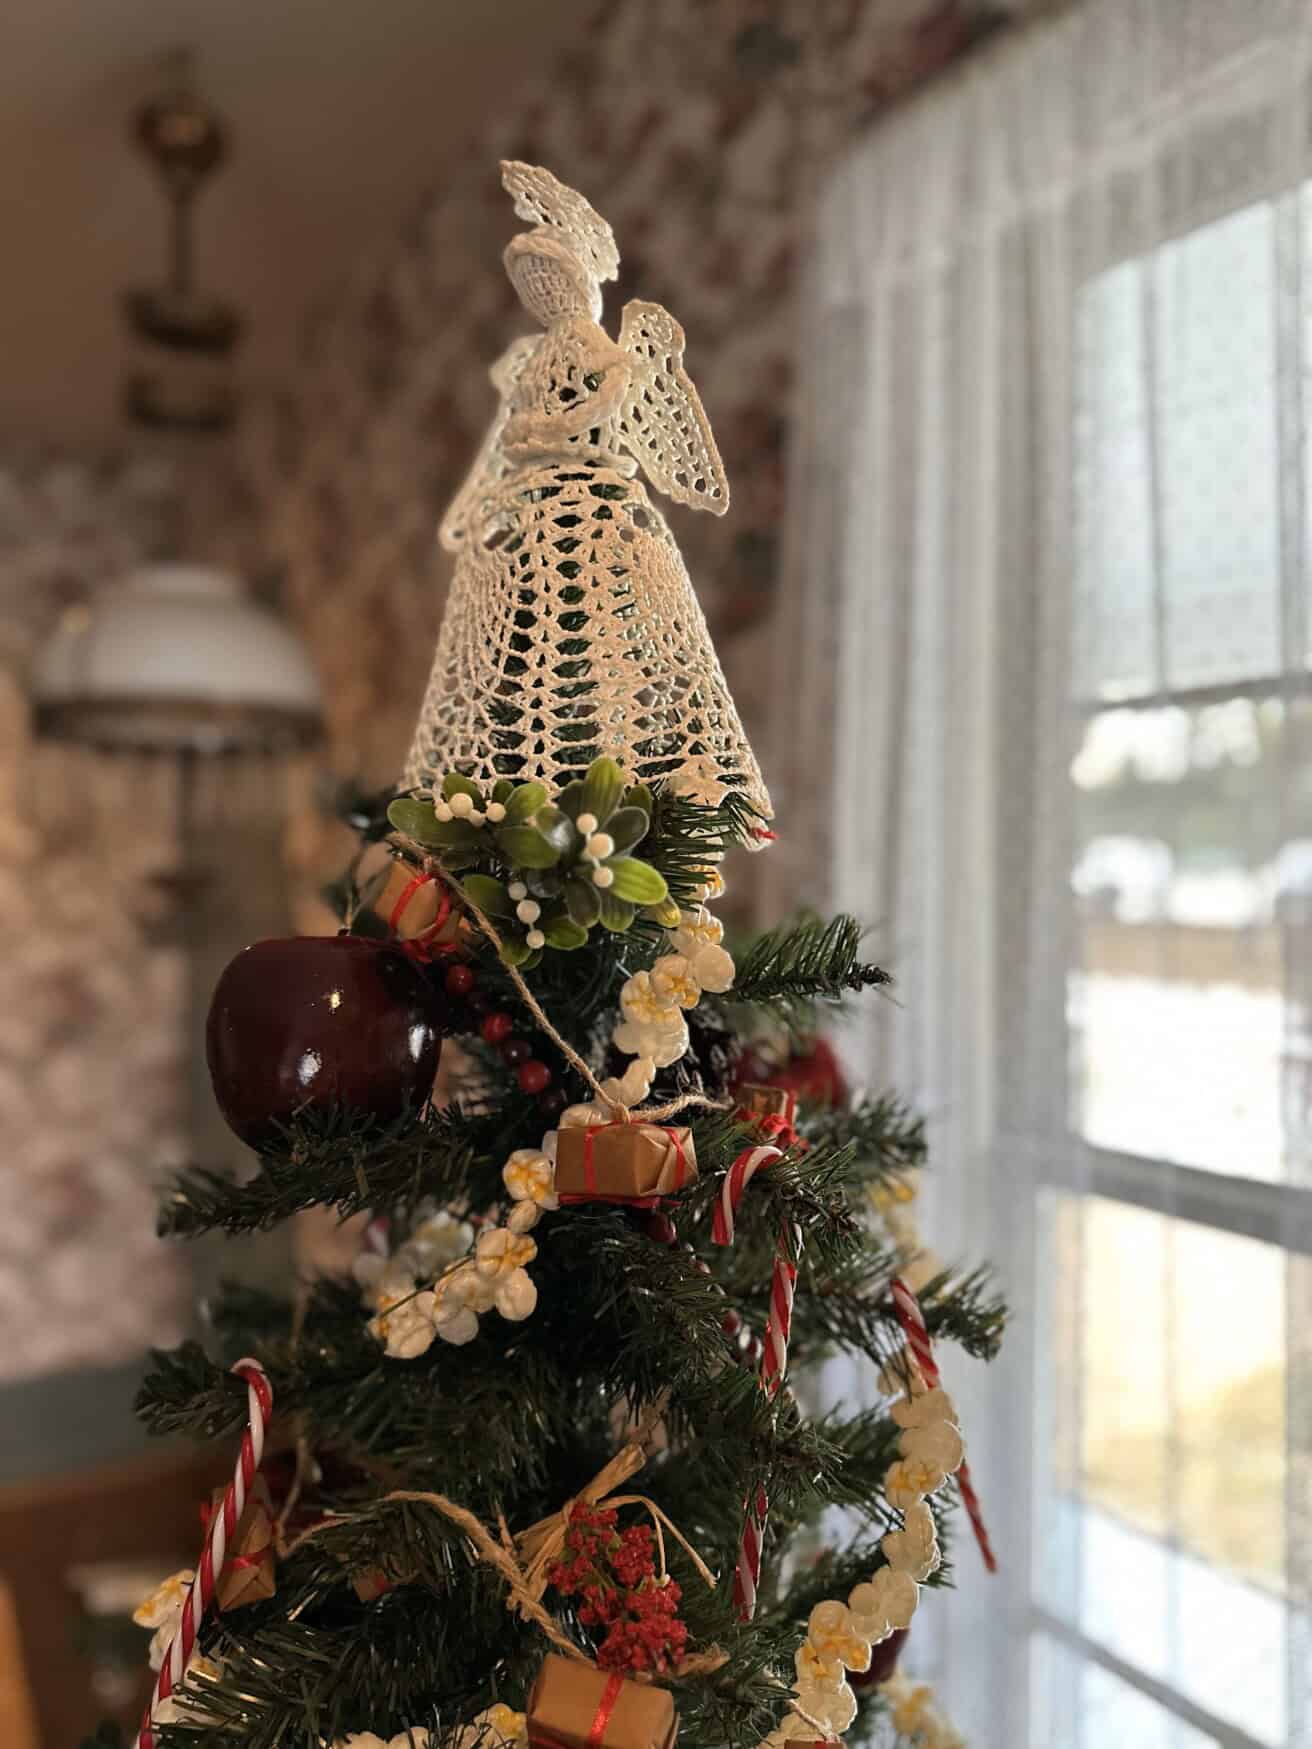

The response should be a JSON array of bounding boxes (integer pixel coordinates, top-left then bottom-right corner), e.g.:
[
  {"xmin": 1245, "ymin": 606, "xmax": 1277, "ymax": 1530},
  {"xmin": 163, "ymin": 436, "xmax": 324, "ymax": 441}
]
[
  {"xmin": 1055, "ymin": 187, "xmax": 1312, "ymax": 1743},
  {"xmin": 1051, "ymin": 696, "xmax": 1308, "ymax": 1743},
  {"xmin": 1072, "ymin": 696, "xmax": 1310, "ymax": 1181}
]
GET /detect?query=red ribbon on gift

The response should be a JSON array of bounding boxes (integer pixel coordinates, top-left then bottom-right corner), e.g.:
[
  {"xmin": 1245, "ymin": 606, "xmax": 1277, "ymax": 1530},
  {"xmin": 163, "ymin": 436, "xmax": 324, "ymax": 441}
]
[
  {"xmin": 580, "ymin": 1121, "xmax": 690, "ymax": 1197},
  {"xmin": 558, "ymin": 1192, "xmax": 663, "ymax": 1209},
  {"xmin": 198, "ymin": 1498, "xmax": 273, "ymax": 1579},
  {"xmin": 734, "ymin": 1096, "xmax": 804, "ymax": 1152},
  {"xmin": 528, "ymin": 1671, "xmax": 626, "ymax": 1749},
  {"xmin": 587, "ymin": 1671, "xmax": 626, "ymax": 1749}
]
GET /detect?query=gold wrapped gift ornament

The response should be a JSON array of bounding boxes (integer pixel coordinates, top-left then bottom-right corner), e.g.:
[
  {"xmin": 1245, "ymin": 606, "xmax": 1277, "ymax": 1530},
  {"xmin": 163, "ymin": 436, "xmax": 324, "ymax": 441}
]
[
  {"xmin": 737, "ymin": 1083, "xmax": 797, "ymax": 1126},
  {"xmin": 527, "ymin": 1655, "xmax": 678, "ymax": 1749},
  {"xmin": 366, "ymin": 858, "xmax": 468, "ymax": 948},
  {"xmin": 554, "ymin": 1122, "xmax": 696, "ymax": 1204},
  {"xmin": 208, "ymin": 1478, "xmax": 277, "ymax": 1610}
]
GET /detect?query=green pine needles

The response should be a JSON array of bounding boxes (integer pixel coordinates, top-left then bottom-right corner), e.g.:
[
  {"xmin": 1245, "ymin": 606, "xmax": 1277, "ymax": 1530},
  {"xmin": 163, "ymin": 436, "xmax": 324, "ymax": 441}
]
[{"xmin": 94, "ymin": 785, "xmax": 1005, "ymax": 1749}]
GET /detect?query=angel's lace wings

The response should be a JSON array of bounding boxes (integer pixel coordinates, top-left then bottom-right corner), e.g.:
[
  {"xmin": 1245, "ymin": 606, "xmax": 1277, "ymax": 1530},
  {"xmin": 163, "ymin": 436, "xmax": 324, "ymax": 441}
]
[
  {"xmin": 615, "ymin": 300, "xmax": 729, "ymax": 516},
  {"xmin": 438, "ymin": 334, "xmax": 540, "ymax": 553}
]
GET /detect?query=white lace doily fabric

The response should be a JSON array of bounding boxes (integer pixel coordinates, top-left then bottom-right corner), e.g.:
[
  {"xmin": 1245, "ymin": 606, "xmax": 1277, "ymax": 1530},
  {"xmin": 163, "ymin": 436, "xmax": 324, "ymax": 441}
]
[{"xmin": 401, "ymin": 164, "xmax": 771, "ymax": 820}]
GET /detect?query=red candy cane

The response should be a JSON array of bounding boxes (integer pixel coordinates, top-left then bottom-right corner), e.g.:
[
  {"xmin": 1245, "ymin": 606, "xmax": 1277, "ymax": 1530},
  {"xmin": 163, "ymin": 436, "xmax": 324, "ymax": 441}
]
[
  {"xmin": 890, "ymin": 1278, "xmax": 997, "ymax": 1574},
  {"xmin": 713, "ymin": 1142, "xmax": 802, "ymax": 1619},
  {"xmin": 137, "ymin": 1358, "xmax": 274, "ymax": 1748}
]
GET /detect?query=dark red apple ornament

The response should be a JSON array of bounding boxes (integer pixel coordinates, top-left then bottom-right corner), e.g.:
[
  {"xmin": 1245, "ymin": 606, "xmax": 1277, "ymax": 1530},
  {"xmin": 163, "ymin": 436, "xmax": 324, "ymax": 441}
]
[{"xmin": 206, "ymin": 934, "xmax": 442, "ymax": 1146}]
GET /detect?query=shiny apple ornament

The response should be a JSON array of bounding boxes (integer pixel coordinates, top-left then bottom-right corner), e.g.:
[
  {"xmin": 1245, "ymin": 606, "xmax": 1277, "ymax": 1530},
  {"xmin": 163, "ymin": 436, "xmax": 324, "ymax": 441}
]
[{"xmin": 206, "ymin": 934, "xmax": 442, "ymax": 1146}]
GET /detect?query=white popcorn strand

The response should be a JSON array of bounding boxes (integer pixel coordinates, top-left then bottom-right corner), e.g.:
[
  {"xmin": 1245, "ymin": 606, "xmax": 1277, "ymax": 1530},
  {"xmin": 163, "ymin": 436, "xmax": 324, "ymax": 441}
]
[
  {"xmin": 608, "ymin": 867, "xmax": 733, "ymax": 1073},
  {"xmin": 784, "ymin": 1372, "xmax": 963, "ymax": 1742},
  {"xmin": 359, "ymin": 1143, "xmax": 566, "ymax": 1359},
  {"xmin": 876, "ymin": 1674, "xmax": 966, "ymax": 1749},
  {"xmin": 868, "ymin": 1163, "xmax": 945, "ymax": 1293},
  {"xmin": 360, "ymin": 870, "xmax": 733, "ymax": 1359},
  {"xmin": 335, "ymin": 1733, "xmax": 432, "ymax": 1749},
  {"xmin": 332, "ymin": 1709, "xmax": 525, "ymax": 1749}
]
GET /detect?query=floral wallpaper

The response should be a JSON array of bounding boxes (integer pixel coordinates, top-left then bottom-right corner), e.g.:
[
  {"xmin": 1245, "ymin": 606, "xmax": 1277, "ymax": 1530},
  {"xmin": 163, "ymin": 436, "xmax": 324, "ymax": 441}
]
[
  {"xmin": 0, "ymin": 2, "xmax": 1046, "ymax": 1385},
  {"xmin": 239, "ymin": 0, "xmax": 1020, "ymax": 786},
  {"xmin": 0, "ymin": 447, "xmax": 190, "ymax": 1380}
]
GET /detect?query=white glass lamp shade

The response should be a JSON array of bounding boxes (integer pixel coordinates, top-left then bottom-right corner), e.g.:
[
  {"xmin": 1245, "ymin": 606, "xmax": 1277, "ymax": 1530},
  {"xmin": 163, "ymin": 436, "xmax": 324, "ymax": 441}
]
[{"xmin": 32, "ymin": 563, "xmax": 321, "ymax": 753}]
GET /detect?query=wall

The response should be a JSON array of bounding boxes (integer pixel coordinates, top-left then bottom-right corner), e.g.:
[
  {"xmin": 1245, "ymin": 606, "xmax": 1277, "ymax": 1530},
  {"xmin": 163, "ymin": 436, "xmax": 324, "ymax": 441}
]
[
  {"xmin": 239, "ymin": 1, "xmax": 1017, "ymax": 790},
  {"xmin": 0, "ymin": 445, "xmax": 190, "ymax": 1384},
  {"xmin": 0, "ymin": 2, "xmax": 1042, "ymax": 1392}
]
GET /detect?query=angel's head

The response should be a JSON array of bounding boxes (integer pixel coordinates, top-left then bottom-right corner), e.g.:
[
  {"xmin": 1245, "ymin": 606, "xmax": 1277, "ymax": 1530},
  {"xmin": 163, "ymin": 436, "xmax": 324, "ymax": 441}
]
[
  {"xmin": 500, "ymin": 160, "xmax": 618, "ymax": 328},
  {"xmin": 504, "ymin": 231, "xmax": 603, "ymax": 326}
]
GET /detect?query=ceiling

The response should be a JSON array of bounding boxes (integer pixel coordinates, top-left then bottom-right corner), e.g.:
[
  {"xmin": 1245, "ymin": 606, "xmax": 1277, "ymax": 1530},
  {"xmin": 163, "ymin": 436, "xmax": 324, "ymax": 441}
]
[{"xmin": 0, "ymin": 1, "xmax": 574, "ymax": 449}]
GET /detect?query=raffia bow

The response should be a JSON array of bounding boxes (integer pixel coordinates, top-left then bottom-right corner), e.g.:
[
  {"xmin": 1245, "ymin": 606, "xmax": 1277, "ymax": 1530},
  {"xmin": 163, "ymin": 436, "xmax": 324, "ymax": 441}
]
[{"xmin": 288, "ymin": 1399, "xmax": 727, "ymax": 1679}]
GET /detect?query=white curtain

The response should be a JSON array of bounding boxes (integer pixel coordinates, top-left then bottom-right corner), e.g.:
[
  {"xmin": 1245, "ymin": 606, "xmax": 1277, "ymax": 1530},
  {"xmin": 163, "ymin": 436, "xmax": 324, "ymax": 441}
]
[{"xmin": 768, "ymin": 3, "xmax": 1312, "ymax": 1745}]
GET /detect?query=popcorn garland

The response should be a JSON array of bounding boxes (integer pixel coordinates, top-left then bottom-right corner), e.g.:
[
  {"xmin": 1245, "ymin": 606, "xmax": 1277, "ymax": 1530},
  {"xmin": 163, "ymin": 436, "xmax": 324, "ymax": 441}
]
[
  {"xmin": 612, "ymin": 866, "xmax": 733, "ymax": 1069},
  {"xmin": 357, "ymin": 1207, "xmax": 542, "ymax": 1361},
  {"xmin": 876, "ymin": 1674, "xmax": 965, "ymax": 1749},
  {"xmin": 867, "ymin": 1165, "xmax": 943, "ymax": 1295},
  {"xmin": 329, "ymin": 1669, "xmax": 965, "ymax": 1749},
  {"xmin": 358, "ymin": 866, "xmax": 732, "ymax": 1363},
  {"xmin": 764, "ymin": 1358, "xmax": 963, "ymax": 1747},
  {"xmin": 334, "ymin": 1718, "xmax": 527, "ymax": 1749}
]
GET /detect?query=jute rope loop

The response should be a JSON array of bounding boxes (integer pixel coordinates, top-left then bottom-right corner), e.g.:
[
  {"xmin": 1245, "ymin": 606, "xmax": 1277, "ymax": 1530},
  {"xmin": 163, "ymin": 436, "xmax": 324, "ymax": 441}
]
[
  {"xmin": 394, "ymin": 840, "xmax": 730, "ymax": 1128},
  {"xmin": 282, "ymin": 1396, "xmax": 727, "ymax": 1679}
]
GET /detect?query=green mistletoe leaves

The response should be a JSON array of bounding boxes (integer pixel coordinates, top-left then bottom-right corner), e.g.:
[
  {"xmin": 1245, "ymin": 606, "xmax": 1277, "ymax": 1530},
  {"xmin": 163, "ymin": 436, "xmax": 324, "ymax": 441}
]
[{"xmin": 386, "ymin": 759, "xmax": 672, "ymax": 967}]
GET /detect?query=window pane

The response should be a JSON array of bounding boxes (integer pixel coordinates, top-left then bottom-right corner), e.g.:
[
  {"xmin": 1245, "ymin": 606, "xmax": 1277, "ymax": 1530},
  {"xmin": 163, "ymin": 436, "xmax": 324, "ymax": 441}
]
[
  {"xmin": 1070, "ymin": 696, "xmax": 1312, "ymax": 1181},
  {"xmin": 1030, "ymin": 1633, "xmax": 1216, "ymax": 1749},
  {"xmin": 1076, "ymin": 201, "xmax": 1289, "ymax": 701},
  {"xmin": 1040, "ymin": 1195, "xmax": 1288, "ymax": 1745},
  {"xmin": 1155, "ymin": 203, "xmax": 1282, "ymax": 691},
  {"xmin": 1075, "ymin": 259, "xmax": 1156, "ymax": 699}
]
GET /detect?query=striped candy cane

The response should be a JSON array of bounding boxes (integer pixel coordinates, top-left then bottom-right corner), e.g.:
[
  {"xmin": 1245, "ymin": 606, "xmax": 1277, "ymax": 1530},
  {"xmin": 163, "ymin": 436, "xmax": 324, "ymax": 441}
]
[
  {"xmin": 137, "ymin": 1358, "xmax": 274, "ymax": 1748},
  {"xmin": 713, "ymin": 1142, "xmax": 802, "ymax": 1619},
  {"xmin": 890, "ymin": 1278, "xmax": 997, "ymax": 1574}
]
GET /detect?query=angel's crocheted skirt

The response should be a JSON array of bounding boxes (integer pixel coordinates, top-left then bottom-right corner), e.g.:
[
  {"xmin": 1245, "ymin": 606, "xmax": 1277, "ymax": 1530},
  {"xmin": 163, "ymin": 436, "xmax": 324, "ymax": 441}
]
[{"xmin": 402, "ymin": 463, "xmax": 771, "ymax": 817}]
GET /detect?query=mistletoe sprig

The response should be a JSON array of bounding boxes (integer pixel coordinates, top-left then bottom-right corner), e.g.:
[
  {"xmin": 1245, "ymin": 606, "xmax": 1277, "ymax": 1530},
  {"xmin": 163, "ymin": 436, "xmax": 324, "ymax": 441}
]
[{"xmin": 388, "ymin": 757, "xmax": 676, "ymax": 967}]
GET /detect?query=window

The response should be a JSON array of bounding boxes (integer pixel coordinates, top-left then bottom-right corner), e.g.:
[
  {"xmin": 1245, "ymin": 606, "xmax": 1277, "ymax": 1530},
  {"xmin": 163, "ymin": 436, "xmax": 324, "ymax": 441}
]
[
  {"xmin": 785, "ymin": 9, "xmax": 1312, "ymax": 1744},
  {"xmin": 1036, "ymin": 195, "xmax": 1312, "ymax": 1747}
]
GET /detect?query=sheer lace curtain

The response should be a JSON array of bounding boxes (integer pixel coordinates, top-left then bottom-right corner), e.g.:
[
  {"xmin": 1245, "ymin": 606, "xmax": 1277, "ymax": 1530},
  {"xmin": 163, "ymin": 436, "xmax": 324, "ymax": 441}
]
[{"xmin": 767, "ymin": 4, "xmax": 1312, "ymax": 1745}]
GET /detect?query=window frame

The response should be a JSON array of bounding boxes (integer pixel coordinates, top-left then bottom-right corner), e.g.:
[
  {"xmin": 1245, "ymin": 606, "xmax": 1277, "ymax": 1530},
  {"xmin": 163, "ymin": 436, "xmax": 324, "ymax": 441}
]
[{"xmin": 1024, "ymin": 180, "xmax": 1312, "ymax": 1745}]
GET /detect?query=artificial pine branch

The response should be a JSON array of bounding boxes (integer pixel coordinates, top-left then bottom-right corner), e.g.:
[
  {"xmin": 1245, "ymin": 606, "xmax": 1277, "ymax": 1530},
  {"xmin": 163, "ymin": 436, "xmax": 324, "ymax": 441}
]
[
  {"xmin": 800, "ymin": 1091, "xmax": 928, "ymax": 1179},
  {"xmin": 157, "ymin": 1102, "xmax": 511, "ymax": 1239},
  {"xmin": 724, "ymin": 914, "xmax": 891, "ymax": 1032},
  {"xmin": 795, "ymin": 1251, "xmax": 1006, "ymax": 1368}
]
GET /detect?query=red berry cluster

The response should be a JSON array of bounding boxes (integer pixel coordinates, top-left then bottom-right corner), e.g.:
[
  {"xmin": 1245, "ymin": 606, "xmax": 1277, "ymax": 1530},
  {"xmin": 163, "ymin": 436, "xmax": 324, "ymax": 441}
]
[
  {"xmin": 546, "ymin": 1503, "xmax": 689, "ymax": 1675},
  {"xmin": 441, "ymin": 963, "xmax": 567, "ymax": 1117}
]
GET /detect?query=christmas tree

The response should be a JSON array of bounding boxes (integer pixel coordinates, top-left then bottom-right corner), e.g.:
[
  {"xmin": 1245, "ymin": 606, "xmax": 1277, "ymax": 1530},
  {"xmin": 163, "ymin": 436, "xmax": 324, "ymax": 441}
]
[{"xmin": 97, "ymin": 164, "xmax": 1004, "ymax": 1749}]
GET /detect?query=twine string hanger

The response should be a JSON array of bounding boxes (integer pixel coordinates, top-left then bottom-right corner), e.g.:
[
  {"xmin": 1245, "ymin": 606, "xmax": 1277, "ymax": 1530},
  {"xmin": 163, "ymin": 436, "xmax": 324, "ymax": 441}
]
[
  {"xmin": 395, "ymin": 839, "xmax": 729, "ymax": 1127},
  {"xmin": 281, "ymin": 1394, "xmax": 728, "ymax": 1679}
]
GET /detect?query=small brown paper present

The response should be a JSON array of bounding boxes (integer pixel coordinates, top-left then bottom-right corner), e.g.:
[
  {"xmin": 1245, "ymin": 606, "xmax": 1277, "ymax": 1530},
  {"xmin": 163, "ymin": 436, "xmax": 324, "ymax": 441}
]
[
  {"xmin": 738, "ymin": 1083, "xmax": 796, "ymax": 1125},
  {"xmin": 351, "ymin": 1556, "xmax": 417, "ymax": 1601},
  {"xmin": 527, "ymin": 1654, "xmax": 677, "ymax": 1749},
  {"xmin": 554, "ymin": 1122, "xmax": 696, "ymax": 1201},
  {"xmin": 368, "ymin": 859, "xmax": 466, "ymax": 946},
  {"xmin": 211, "ymin": 1479, "xmax": 276, "ymax": 1610}
]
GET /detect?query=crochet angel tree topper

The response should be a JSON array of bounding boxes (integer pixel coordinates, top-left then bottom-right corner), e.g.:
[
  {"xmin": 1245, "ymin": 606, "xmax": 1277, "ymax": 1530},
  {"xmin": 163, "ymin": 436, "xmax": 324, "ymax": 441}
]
[{"xmin": 100, "ymin": 164, "xmax": 1004, "ymax": 1749}]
